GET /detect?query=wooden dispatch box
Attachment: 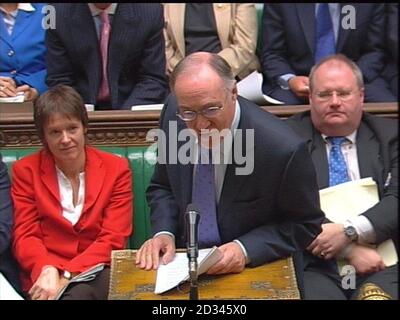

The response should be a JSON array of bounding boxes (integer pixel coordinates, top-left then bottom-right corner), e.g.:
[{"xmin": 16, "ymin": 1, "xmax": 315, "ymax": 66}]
[{"xmin": 108, "ymin": 249, "xmax": 300, "ymax": 300}]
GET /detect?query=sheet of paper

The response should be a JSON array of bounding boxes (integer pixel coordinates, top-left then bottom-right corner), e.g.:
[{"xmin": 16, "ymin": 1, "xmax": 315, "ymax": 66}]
[
  {"xmin": 237, "ymin": 71, "xmax": 284, "ymax": 105},
  {"xmin": 319, "ymin": 177, "xmax": 398, "ymax": 267},
  {"xmin": 0, "ymin": 272, "xmax": 24, "ymax": 300},
  {"xmin": 0, "ymin": 92, "xmax": 25, "ymax": 103},
  {"xmin": 131, "ymin": 104, "xmax": 163, "ymax": 111},
  {"xmin": 155, "ymin": 247, "xmax": 222, "ymax": 294}
]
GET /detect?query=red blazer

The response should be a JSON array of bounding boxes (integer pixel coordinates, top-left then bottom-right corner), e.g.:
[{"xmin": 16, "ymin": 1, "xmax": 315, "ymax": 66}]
[{"xmin": 11, "ymin": 146, "xmax": 133, "ymax": 292}]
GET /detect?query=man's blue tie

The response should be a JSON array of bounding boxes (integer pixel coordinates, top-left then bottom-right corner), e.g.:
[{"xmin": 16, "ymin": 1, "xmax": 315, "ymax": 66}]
[
  {"xmin": 315, "ymin": 3, "xmax": 336, "ymax": 63},
  {"xmin": 192, "ymin": 148, "xmax": 221, "ymax": 248},
  {"xmin": 328, "ymin": 137, "xmax": 350, "ymax": 186}
]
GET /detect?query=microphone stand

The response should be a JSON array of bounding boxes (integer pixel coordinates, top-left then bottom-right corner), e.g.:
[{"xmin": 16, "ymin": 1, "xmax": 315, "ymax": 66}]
[
  {"xmin": 186, "ymin": 204, "xmax": 200, "ymax": 300},
  {"xmin": 188, "ymin": 247, "xmax": 199, "ymax": 300}
]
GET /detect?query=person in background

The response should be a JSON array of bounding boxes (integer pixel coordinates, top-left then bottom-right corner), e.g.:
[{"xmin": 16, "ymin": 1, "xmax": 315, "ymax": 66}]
[
  {"xmin": 0, "ymin": 3, "xmax": 47, "ymax": 102},
  {"xmin": 135, "ymin": 52, "xmax": 324, "ymax": 277},
  {"xmin": 163, "ymin": 3, "xmax": 260, "ymax": 80},
  {"xmin": 11, "ymin": 85, "xmax": 133, "ymax": 299},
  {"xmin": 261, "ymin": 3, "xmax": 396, "ymax": 105},
  {"xmin": 287, "ymin": 54, "xmax": 398, "ymax": 299},
  {"xmin": 0, "ymin": 153, "xmax": 22, "ymax": 297},
  {"xmin": 46, "ymin": 3, "xmax": 167, "ymax": 110}
]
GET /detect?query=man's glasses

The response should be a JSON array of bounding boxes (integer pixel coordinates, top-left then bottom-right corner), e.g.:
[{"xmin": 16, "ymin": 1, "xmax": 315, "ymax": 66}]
[
  {"xmin": 176, "ymin": 105, "xmax": 224, "ymax": 122},
  {"xmin": 314, "ymin": 90, "xmax": 358, "ymax": 102}
]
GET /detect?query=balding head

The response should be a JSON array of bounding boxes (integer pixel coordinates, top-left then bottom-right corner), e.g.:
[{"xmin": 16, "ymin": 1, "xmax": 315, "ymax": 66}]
[
  {"xmin": 309, "ymin": 54, "xmax": 364, "ymax": 94},
  {"xmin": 169, "ymin": 52, "xmax": 236, "ymax": 93}
]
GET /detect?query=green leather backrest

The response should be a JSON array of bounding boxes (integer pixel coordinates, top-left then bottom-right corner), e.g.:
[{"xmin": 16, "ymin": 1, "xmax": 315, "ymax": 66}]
[{"xmin": 0, "ymin": 146, "xmax": 155, "ymax": 249}]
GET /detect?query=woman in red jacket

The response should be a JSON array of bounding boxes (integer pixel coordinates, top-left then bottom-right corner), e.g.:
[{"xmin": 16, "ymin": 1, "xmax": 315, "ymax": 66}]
[{"xmin": 11, "ymin": 85, "xmax": 133, "ymax": 299}]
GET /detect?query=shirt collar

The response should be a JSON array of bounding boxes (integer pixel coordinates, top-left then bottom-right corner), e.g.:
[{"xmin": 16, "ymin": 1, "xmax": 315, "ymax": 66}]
[
  {"xmin": 231, "ymin": 100, "xmax": 241, "ymax": 133},
  {"xmin": 0, "ymin": 3, "xmax": 35, "ymax": 16},
  {"xmin": 322, "ymin": 130, "xmax": 357, "ymax": 145},
  {"xmin": 17, "ymin": 3, "xmax": 35, "ymax": 12},
  {"xmin": 88, "ymin": 3, "xmax": 118, "ymax": 17}
]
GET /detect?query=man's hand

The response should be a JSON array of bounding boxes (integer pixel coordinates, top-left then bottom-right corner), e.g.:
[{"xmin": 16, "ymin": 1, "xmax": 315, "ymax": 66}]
[
  {"xmin": 28, "ymin": 266, "xmax": 64, "ymax": 300},
  {"xmin": 307, "ymin": 223, "xmax": 351, "ymax": 259},
  {"xmin": 135, "ymin": 234, "xmax": 176, "ymax": 270},
  {"xmin": 206, "ymin": 242, "xmax": 245, "ymax": 275},
  {"xmin": 288, "ymin": 76, "xmax": 310, "ymax": 98},
  {"xmin": 346, "ymin": 245, "xmax": 385, "ymax": 275},
  {"xmin": 0, "ymin": 76, "xmax": 17, "ymax": 97},
  {"xmin": 16, "ymin": 84, "xmax": 38, "ymax": 101}
]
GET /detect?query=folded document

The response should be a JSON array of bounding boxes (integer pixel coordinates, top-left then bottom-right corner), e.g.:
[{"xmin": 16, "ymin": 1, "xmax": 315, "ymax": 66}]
[
  {"xmin": 319, "ymin": 177, "xmax": 398, "ymax": 267},
  {"xmin": 55, "ymin": 263, "xmax": 105, "ymax": 300},
  {"xmin": 155, "ymin": 246, "xmax": 222, "ymax": 294}
]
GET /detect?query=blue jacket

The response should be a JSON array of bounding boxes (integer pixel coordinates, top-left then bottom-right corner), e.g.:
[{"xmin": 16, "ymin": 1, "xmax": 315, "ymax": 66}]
[{"xmin": 0, "ymin": 3, "xmax": 47, "ymax": 94}]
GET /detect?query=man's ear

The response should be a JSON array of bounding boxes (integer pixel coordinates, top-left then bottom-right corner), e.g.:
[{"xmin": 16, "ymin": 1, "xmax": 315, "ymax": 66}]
[{"xmin": 232, "ymin": 84, "xmax": 238, "ymax": 100}]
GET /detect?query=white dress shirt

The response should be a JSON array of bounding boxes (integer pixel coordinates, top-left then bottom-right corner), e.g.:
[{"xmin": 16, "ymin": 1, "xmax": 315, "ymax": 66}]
[
  {"xmin": 56, "ymin": 167, "xmax": 85, "ymax": 226},
  {"xmin": 322, "ymin": 130, "xmax": 377, "ymax": 245}
]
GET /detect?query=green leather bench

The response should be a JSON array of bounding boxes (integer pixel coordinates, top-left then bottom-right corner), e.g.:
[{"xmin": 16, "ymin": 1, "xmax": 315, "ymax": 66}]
[{"xmin": 1, "ymin": 145, "xmax": 156, "ymax": 249}]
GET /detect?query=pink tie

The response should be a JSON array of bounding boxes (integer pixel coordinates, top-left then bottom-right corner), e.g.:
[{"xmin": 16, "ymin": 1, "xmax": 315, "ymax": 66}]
[{"xmin": 97, "ymin": 11, "xmax": 111, "ymax": 102}]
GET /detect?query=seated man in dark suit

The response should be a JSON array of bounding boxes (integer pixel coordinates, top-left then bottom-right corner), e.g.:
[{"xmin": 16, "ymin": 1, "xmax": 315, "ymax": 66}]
[
  {"xmin": 261, "ymin": 3, "xmax": 396, "ymax": 105},
  {"xmin": 287, "ymin": 54, "xmax": 398, "ymax": 299},
  {"xmin": 46, "ymin": 3, "xmax": 168, "ymax": 110},
  {"xmin": 0, "ymin": 153, "xmax": 22, "ymax": 296},
  {"xmin": 135, "ymin": 52, "xmax": 324, "ymax": 277}
]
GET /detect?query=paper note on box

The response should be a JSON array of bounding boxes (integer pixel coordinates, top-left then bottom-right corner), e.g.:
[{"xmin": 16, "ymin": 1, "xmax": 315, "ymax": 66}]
[{"xmin": 319, "ymin": 177, "xmax": 398, "ymax": 267}]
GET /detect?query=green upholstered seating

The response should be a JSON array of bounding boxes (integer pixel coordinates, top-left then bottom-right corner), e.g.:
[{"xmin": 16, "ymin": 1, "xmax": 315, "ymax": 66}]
[{"xmin": 1, "ymin": 146, "xmax": 156, "ymax": 249}]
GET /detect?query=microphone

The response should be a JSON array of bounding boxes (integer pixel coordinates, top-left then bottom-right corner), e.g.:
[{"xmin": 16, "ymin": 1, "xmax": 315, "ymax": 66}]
[
  {"xmin": 186, "ymin": 203, "xmax": 200, "ymax": 259},
  {"xmin": 185, "ymin": 203, "xmax": 200, "ymax": 300}
]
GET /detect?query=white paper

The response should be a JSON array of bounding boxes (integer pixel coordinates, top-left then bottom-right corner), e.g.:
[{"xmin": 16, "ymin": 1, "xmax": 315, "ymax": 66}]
[
  {"xmin": 319, "ymin": 177, "xmax": 398, "ymax": 267},
  {"xmin": 55, "ymin": 263, "xmax": 105, "ymax": 300},
  {"xmin": 154, "ymin": 247, "xmax": 222, "ymax": 294},
  {"xmin": 0, "ymin": 272, "xmax": 24, "ymax": 300},
  {"xmin": 0, "ymin": 92, "xmax": 25, "ymax": 103},
  {"xmin": 131, "ymin": 104, "xmax": 163, "ymax": 111},
  {"xmin": 237, "ymin": 71, "xmax": 284, "ymax": 105}
]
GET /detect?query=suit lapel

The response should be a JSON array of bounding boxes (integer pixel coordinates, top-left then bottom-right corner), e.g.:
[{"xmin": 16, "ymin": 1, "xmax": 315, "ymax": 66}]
[
  {"xmin": 310, "ymin": 132, "xmax": 329, "ymax": 189},
  {"xmin": 108, "ymin": 4, "xmax": 140, "ymax": 103},
  {"xmin": 40, "ymin": 150, "xmax": 60, "ymax": 203},
  {"xmin": 356, "ymin": 121, "xmax": 384, "ymax": 190},
  {"xmin": 296, "ymin": 3, "xmax": 316, "ymax": 55},
  {"xmin": 213, "ymin": 3, "xmax": 231, "ymax": 48},
  {"xmin": 0, "ymin": 15, "xmax": 11, "ymax": 45},
  {"xmin": 82, "ymin": 147, "xmax": 106, "ymax": 214},
  {"xmin": 177, "ymin": 119, "xmax": 194, "ymax": 207},
  {"xmin": 219, "ymin": 103, "xmax": 254, "ymax": 213},
  {"xmin": 70, "ymin": 5, "xmax": 101, "ymax": 101},
  {"xmin": 11, "ymin": 10, "xmax": 33, "ymax": 41}
]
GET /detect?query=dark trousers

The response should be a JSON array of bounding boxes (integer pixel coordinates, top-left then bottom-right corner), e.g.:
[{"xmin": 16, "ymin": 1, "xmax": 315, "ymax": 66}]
[
  {"xmin": 60, "ymin": 267, "xmax": 110, "ymax": 300},
  {"xmin": 303, "ymin": 262, "xmax": 398, "ymax": 300}
]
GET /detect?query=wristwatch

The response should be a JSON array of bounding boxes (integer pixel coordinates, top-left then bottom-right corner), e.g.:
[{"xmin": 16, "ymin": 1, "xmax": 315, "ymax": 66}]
[
  {"xmin": 62, "ymin": 270, "xmax": 73, "ymax": 280},
  {"xmin": 343, "ymin": 220, "xmax": 358, "ymax": 242}
]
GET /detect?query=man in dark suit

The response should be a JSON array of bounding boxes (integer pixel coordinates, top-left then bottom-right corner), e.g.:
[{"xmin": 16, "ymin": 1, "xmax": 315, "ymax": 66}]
[
  {"xmin": 287, "ymin": 54, "xmax": 398, "ymax": 299},
  {"xmin": 0, "ymin": 153, "xmax": 22, "ymax": 296},
  {"xmin": 261, "ymin": 3, "xmax": 396, "ymax": 105},
  {"xmin": 46, "ymin": 3, "xmax": 168, "ymax": 110},
  {"xmin": 135, "ymin": 52, "xmax": 324, "ymax": 276}
]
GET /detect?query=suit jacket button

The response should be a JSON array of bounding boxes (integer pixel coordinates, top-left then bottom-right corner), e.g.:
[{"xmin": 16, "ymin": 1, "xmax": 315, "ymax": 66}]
[{"xmin": 8, "ymin": 50, "xmax": 15, "ymax": 56}]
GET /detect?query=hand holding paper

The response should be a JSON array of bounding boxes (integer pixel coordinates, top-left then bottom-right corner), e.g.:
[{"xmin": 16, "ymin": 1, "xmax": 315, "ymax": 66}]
[{"xmin": 319, "ymin": 177, "xmax": 398, "ymax": 267}]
